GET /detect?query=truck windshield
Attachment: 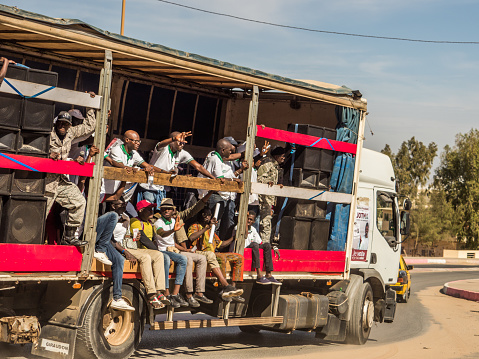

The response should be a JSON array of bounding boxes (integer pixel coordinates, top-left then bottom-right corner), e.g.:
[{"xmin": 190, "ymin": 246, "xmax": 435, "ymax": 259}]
[{"xmin": 376, "ymin": 192, "xmax": 397, "ymax": 244}]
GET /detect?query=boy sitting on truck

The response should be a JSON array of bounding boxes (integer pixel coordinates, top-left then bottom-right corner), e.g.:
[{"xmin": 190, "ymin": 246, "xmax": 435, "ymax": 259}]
[{"xmin": 188, "ymin": 207, "xmax": 245, "ymax": 302}]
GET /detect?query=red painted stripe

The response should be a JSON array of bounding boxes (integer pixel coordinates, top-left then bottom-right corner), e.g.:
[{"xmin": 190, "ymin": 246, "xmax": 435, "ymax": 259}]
[
  {"xmin": 0, "ymin": 244, "xmax": 83, "ymax": 272},
  {"xmin": 0, "ymin": 153, "xmax": 94, "ymax": 177},
  {"xmin": 243, "ymin": 248, "xmax": 346, "ymax": 273},
  {"xmin": 256, "ymin": 126, "xmax": 357, "ymax": 154}
]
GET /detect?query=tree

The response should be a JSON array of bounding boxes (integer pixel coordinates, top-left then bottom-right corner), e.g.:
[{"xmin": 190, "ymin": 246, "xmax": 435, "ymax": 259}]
[
  {"xmin": 434, "ymin": 129, "xmax": 479, "ymax": 249},
  {"xmin": 381, "ymin": 137, "xmax": 437, "ymax": 199}
]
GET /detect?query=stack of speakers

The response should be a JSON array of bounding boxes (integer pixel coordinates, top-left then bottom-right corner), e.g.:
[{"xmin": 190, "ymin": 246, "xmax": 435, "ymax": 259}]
[
  {"xmin": 0, "ymin": 64, "xmax": 58, "ymax": 245},
  {"xmin": 279, "ymin": 124, "xmax": 335, "ymax": 250}
]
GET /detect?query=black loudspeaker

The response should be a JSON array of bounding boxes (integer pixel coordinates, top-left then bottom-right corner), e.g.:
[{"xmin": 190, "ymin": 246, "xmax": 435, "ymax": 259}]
[
  {"xmin": 11, "ymin": 170, "xmax": 46, "ymax": 196},
  {"xmin": 22, "ymin": 68, "xmax": 57, "ymax": 132},
  {"xmin": 284, "ymin": 199, "xmax": 327, "ymax": 219},
  {"xmin": 0, "ymin": 65, "xmax": 28, "ymax": 129},
  {"xmin": 0, "ymin": 128, "xmax": 19, "ymax": 152},
  {"xmin": 309, "ymin": 219, "xmax": 330, "ymax": 250},
  {"xmin": 279, "ymin": 216, "xmax": 311, "ymax": 250},
  {"xmin": 22, "ymin": 99, "xmax": 55, "ymax": 132},
  {"xmin": 1, "ymin": 196, "xmax": 46, "ymax": 244},
  {"xmin": 0, "ymin": 169, "xmax": 12, "ymax": 195},
  {"xmin": 292, "ymin": 168, "xmax": 330, "ymax": 189},
  {"xmin": 16, "ymin": 131, "xmax": 50, "ymax": 156}
]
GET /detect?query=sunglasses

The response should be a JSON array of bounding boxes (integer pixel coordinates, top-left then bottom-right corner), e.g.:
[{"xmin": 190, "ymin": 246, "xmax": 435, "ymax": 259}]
[{"xmin": 126, "ymin": 137, "xmax": 141, "ymax": 144}]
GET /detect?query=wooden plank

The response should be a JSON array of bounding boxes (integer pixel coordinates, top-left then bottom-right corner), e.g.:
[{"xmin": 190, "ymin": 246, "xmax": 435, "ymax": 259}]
[
  {"xmin": 250, "ymin": 182, "xmax": 352, "ymax": 204},
  {"xmin": 151, "ymin": 316, "xmax": 284, "ymax": 330},
  {"xmin": 102, "ymin": 166, "xmax": 244, "ymax": 193},
  {"xmin": 0, "ymin": 78, "xmax": 102, "ymax": 109}
]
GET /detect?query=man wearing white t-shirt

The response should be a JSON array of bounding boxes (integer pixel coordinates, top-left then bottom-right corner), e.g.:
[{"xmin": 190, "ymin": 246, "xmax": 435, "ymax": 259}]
[
  {"xmin": 198, "ymin": 138, "xmax": 248, "ymax": 240},
  {"xmin": 138, "ymin": 131, "xmax": 215, "ymax": 209},
  {"xmin": 103, "ymin": 130, "xmax": 154, "ymax": 203}
]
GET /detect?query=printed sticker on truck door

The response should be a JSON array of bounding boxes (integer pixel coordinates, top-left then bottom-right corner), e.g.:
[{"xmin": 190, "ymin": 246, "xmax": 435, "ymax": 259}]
[{"xmin": 352, "ymin": 203, "xmax": 369, "ymax": 261}]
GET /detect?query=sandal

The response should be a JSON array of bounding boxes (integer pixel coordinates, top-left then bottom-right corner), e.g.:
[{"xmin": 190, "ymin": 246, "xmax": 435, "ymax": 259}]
[
  {"xmin": 148, "ymin": 296, "xmax": 165, "ymax": 309},
  {"xmin": 157, "ymin": 293, "xmax": 171, "ymax": 305}
]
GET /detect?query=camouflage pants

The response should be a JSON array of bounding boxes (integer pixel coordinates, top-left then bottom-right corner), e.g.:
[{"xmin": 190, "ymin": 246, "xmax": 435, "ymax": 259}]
[
  {"xmin": 259, "ymin": 194, "xmax": 275, "ymax": 244},
  {"xmin": 45, "ymin": 175, "xmax": 86, "ymax": 227},
  {"xmin": 215, "ymin": 252, "xmax": 244, "ymax": 282}
]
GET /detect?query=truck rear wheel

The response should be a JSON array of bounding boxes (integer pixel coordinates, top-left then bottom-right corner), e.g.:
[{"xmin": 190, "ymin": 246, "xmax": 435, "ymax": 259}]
[
  {"xmin": 75, "ymin": 284, "xmax": 146, "ymax": 359},
  {"xmin": 345, "ymin": 282, "xmax": 374, "ymax": 345}
]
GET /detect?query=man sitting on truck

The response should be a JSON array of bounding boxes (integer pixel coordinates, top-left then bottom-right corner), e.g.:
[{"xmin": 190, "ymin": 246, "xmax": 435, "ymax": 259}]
[
  {"xmin": 137, "ymin": 131, "xmax": 215, "ymax": 210},
  {"xmin": 46, "ymin": 99, "xmax": 96, "ymax": 246},
  {"xmin": 188, "ymin": 207, "xmax": 245, "ymax": 302}
]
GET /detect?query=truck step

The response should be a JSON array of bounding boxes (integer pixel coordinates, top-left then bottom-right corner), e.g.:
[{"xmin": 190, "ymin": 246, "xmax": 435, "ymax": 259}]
[{"xmin": 151, "ymin": 316, "xmax": 283, "ymax": 330}]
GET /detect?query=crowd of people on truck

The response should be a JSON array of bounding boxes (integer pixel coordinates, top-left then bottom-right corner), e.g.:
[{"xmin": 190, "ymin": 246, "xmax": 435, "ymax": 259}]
[{"xmin": 42, "ymin": 99, "xmax": 285, "ymax": 312}]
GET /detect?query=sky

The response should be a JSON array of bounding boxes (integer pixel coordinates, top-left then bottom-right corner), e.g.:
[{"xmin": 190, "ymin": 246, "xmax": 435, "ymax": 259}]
[{"xmin": 2, "ymin": 0, "xmax": 478, "ymax": 173}]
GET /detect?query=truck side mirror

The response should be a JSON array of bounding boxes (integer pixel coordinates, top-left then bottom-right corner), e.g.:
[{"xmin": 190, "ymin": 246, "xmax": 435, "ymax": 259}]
[
  {"xmin": 403, "ymin": 198, "xmax": 412, "ymax": 211},
  {"xmin": 400, "ymin": 211, "xmax": 410, "ymax": 236}
]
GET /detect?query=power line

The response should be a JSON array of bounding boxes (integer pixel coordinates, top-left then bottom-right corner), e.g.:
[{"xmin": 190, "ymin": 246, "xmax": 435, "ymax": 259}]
[{"xmin": 157, "ymin": 0, "xmax": 479, "ymax": 45}]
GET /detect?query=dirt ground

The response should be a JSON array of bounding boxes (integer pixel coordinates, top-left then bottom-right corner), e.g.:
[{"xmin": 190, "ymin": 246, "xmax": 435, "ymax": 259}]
[{"xmin": 265, "ymin": 286, "xmax": 479, "ymax": 359}]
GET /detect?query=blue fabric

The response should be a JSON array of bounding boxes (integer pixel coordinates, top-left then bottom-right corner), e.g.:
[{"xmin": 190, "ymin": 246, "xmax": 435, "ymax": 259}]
[
  {"xmin": 162, "ymin": 252, "xmax": 171, "ymax": 289},
  {"xmin": 161, "ymin": 251, "xmax": 187, "ymax": 286},
  {"xmin": 327, "ymin": 107, "xmax": 360, "ymax": 251},
  {"xmin": 137, "ymin": 188, "xmax": 166, "ymax": 211},
  {"xmin": 95, "ymin": 212, "xmax": 119, "ymax": 254},
  {"xmin": 105, "ymin": 242, "xmax": 125, "ymax": 300}
]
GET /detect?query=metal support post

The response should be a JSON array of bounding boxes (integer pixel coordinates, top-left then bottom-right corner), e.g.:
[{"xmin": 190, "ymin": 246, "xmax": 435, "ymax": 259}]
[
  {"xmin": 271, "ymin": 283, "xmax": 282, "ymax": 317},
  {"xmin": 223, "ymin": 300, "xmax": 231, "ymax": 320},
  {"xmin": 234, "ymin": 86, "xmax": 259, "ymax": 255},
  {"xmin": 79, "ymin": 50, "xmax": 113, "ymax": 277},
  {"xmin": 166, "ymin": 306, "xmax": 175, "ymax": 322}
]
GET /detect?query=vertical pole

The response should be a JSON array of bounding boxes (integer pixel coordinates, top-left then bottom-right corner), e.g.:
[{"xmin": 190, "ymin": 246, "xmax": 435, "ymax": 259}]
[
  {"xmin": 79, "ymin": 51, "xmax": 113, "ymax": 277},
  {"xmin": 121, "ymin": 0, "xmax": 126, "ymax": 36},
  {"xmin": 234, "ymin": 86, "xmax": 259, "ymax": 255}
]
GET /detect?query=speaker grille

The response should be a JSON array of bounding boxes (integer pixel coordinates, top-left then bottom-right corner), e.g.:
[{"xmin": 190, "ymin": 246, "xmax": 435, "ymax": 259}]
[
  {"xmin": 279, "ymin": 216, "xmax": 311, "ymax": 250},
  {"xmin": 0, "ymin": 94, "xmax": 23, "ymax": 129},
  {"xmin": 0, "ymin": 128, "xmax": 18, "ymax": 151},
  {"xmin": 16, "ymin": 131, "xmax": 50, "ymax": 155},
  {"xmin": 12, "ymin": 170, "xmax": 46, "ymax": 196},
  {"xmin": 0, "ymin": 169, "xmax": 12, "ymax": 194},
  {"xmin": 22, "ymin": 99, "xmax": 55, "ymax": 132},
  {"xmin": 28, "ymin": 68, "xmax": 58, "ymax": 86},
  {"xmin": 2, "ymin": 197, "xmax": 46, "ymax": 244},
  {"xmin": 310, "ymin": 219, "xmax": 330, "ymax": 250}
]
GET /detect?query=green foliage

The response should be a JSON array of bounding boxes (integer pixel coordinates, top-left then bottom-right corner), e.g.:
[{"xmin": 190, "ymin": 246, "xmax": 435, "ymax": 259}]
[
  {"xmin": 434, "ymin": 129, "xmax": 479, "ymax": 249},
  {"xmin": 381, "ymin": 137, "xmax": 437, "ymax": 199}
]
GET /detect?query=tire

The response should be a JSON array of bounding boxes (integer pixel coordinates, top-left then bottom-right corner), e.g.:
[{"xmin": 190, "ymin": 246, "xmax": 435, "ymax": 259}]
[
  {"xmin": 75, "ymin": 283, "xmax": 146, "ymax": 359},
  {"xmin": 403, "ymin": 288, "xmax": 410, "ymax": 303},
  {"xmin": 239, "ymin": 325, "xmax": 261, "ymax": 333},
  {"xmin": 345, "ymin": 282, "xmax": 374, "ymax": 345}
]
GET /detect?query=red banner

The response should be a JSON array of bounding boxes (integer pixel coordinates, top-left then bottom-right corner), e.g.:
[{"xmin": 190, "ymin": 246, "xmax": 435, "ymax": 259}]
[{"xmin": 256, "ymin": 126, "xmax": 357, "ymax": 154}]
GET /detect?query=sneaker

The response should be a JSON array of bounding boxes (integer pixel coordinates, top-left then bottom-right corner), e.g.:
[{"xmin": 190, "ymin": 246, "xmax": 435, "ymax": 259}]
[
  {"xmin": 221, "ymin": 285, "xmax": 243, "ymax": 298},
  {"xmin": 231, "ymin": 295, "xmax": 245, "ymax": 303},
  {"xmin": 167, "ymin": 295, "xmax": 181, "ymax": 309},
  {"xmin": 187, "ymin": 295, "xmax": 200, "ymax": 308},
  {"xmin": 94, "ymin": 251, "xmax": 113, "ymax": 266},
  {"xmin": 193, "ymin": 293, "xmax": 214, "ymax": 304},
  {"xmin": 256, "ymin": 276, "xmax": 271, "ymax": 285},
  {"xmin": 267, "ymin": 276, "xmax": 281, "ymax": 285},
  {"xmin": 171, "ymin": 294, "xmax": 189, "ymax": 307},
  {"xmin": 110, "ymin": 298, "xmax": 135, "ymax": 312}
]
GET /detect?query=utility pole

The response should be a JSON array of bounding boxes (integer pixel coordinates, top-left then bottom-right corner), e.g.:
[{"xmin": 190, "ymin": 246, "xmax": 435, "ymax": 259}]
[{"xmin": 121, "ymin": 0, "xmax": 126, "ymax": 35}]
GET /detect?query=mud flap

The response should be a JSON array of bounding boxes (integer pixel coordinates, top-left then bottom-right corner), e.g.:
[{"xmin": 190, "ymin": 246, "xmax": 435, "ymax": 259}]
[
  {"xmin": 315, "ymin": 314, "xmax": 346, "ymax": 342},
  {"xmin": 31, "ymin": 324, "xmax": 76, "ymax": 359},
  {"xmin": 383, "ymin": 288, "xmax": 396, "ymax": 323}
]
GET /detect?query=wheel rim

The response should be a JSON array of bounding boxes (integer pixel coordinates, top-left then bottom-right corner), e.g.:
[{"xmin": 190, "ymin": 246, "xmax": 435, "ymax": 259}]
[
  {"xmin": 103, "ymin": 298, "xmax": 135, "ymax": 346},
  {"xmin": 362, "ymin": 297, "xmax": 374, "ymax": 330}
]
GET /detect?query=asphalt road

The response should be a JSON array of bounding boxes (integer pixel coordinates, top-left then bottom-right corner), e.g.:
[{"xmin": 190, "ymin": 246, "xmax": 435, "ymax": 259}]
[
  {"xmin": 3, "ymin": 270, "xmax": 477, "ymax": 358},
  {"xmin": 131, "ymin": 270, "xmax": 479, "ymax": 359}
]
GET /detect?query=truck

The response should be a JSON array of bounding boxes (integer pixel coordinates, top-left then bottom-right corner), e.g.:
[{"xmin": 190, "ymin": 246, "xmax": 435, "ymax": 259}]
[{"xmin": 0, "ymin": 5, "xmax": 410, "ymax": 359}]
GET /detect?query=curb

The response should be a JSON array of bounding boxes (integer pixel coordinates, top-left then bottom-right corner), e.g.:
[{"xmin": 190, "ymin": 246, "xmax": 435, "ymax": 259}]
[
  {"xmin": 443, "ymin": 280, "xmax": 479, "ymax": 302},
  {"xmin": 405, "ymin": 257, "xmax": 479, "ymax": 265}
]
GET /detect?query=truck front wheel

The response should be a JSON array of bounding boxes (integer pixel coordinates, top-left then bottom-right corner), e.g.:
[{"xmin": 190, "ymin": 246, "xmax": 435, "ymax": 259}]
[
  {"xmin": 345, "ymin": 282, "xmax": 374, "ymax": 345},
  {"xmin": 76, "ymin": 284, "xmax": 146, "ymax": 359}
]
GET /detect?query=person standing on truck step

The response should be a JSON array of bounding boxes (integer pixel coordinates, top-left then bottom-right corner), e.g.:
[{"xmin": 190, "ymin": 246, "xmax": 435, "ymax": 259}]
[
  {"xmin": 197, "ymin": 138, "xmax": 249, "ymax": 241},
  {"xmin": 104, "ymin": 130, "xmax": 155, "ymax": 203},
  {"xmin": 188, "ymin": 207, "xmax": 245, "ymax": 302},
  {"xmin": 110, "ymin": 198, "xmax": 170, "ymax": 309},
  {"xmin": 240, "ymin": 210, "xmax": 280, "ymax": 285},
  {"xmin": 257, "ymin": 146, "xmax": 286, "ymax": 244},
  {"xmin": 138, "ymin": 131, "xmax": 215, "ymax": 210},
  {"xmin": 46, "ymin": 97, "xmax": 96, "ymax": 246}
]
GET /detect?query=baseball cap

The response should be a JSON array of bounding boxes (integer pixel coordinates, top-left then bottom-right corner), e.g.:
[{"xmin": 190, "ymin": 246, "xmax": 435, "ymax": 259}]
[
  {"xmin": 224, "ymin": 136, "xmax": 238, "ymax": 146},
  {"xmin": 56, "ymin": 111, "xmax": 72, "ymax": 124},
  {"xmin": 159, "ymin": 198, "xmax": 176, "ymax": 209},
  {"xmin": 68, "ymin": 109, "xmax": 85, "ymax": 120},
  {"xmin": 136, "ymin": 200, "xmax": 155, "ymax": 212}
]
